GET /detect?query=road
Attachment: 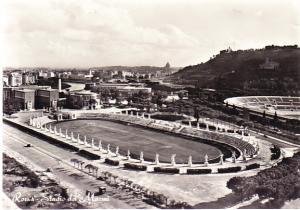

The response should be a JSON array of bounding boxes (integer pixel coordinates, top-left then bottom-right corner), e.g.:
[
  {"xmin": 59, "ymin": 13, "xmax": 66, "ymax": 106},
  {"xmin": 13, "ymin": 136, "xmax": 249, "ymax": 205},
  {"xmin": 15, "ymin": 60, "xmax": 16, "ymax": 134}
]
[{"xmin": 3, "ymin": 124, "xmax": 153, "ymax": 209}]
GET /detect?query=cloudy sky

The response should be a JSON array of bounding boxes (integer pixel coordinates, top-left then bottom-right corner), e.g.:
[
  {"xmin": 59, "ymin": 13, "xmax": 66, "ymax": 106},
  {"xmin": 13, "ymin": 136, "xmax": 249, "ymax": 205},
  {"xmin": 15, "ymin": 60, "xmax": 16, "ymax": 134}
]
[{"xmin": 1, "ymin": 0, "xmax": 300, "ymax": 68}]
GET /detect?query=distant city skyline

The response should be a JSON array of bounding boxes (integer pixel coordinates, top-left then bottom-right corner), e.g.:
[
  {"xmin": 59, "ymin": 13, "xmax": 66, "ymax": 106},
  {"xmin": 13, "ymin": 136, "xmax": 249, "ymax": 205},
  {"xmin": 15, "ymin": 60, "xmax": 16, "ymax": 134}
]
[{"xmin": 2, "ymin": 0, "xmax": 300, "ymax": 68}]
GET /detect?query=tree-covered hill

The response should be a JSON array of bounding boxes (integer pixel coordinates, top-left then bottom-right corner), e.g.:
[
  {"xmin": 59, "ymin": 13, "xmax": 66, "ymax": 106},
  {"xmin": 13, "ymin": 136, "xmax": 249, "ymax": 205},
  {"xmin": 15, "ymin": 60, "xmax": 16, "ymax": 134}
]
[{"xmin": 169, "ymin": 45, "xmax": 300, "ymax": 96}]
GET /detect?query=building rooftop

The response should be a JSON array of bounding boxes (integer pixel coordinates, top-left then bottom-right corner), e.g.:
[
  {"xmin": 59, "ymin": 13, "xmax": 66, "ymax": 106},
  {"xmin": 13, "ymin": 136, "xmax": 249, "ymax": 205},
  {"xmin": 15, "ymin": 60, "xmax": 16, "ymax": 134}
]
[{"xmin": 15, "ymin": 89, "xmax": 36, "ymax": 93}]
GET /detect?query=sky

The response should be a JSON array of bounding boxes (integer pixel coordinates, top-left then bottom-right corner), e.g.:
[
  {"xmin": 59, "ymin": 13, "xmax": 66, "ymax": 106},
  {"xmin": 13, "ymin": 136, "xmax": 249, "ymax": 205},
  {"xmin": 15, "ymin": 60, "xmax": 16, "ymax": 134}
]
[{"xmin": 1, "ymin": 0, "xmax": 300, "ymax": 68}]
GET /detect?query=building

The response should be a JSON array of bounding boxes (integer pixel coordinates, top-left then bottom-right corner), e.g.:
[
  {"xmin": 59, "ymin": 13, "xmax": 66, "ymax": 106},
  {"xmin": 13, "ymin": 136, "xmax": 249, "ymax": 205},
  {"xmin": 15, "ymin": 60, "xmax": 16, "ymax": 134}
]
[
  {"xmin": 259, "ymin": 58, "xmax": 280, "ymax": 70},
  {"xmin": 118, "ymin": 86, "xmax": 152, "ymax": 97},
  {"xmin": 14, "ymin": 89, "xmax": 35, "ymax": 110},
  {"xmin": 163, "ymin": 93, "xmax": 180, "ymax": 103},
  {"xmin": 22, "ymin": 72, "xmax": 36, "ymax": 85},
  {"xmin": 47, "ymin": 72, "xmax": 56, "ymax": 78},
  {"xmin": 68, "ymin": 90, "xmax": 101, "ymax": 110},
  {"xmin": 36, "ymin": 89, "xmax": 59, "ymax": 109},
  {"xmin": 3, "ymin": 75, "xmax": 9, "ymax": 86},
  {"xmin": 8, "ymin": 72, "xmax": 22, "ymax": 86}
]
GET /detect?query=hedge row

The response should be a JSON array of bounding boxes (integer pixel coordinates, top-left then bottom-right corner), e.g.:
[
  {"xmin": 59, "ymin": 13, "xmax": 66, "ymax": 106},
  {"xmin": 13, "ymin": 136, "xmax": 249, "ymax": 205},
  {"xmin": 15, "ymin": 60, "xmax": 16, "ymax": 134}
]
[
  {"xmin": 123, "ymin": 163, "xmax": 147, "ymax": 171},
  {"xmin": 186, "ymin": 168, "xmax": 212, "ymax": 174},
  {"xmin": 153, "ymin": 167, "xmax": 179, "ymax": 174},
  {"xmin": 245, "ymin": 163, "xmax": 260, "ymax": 170},
  {"xmin": 104, "ymin": 158, "xmax": 119, "ymax": 166},
  {"xmin": 217, "ymin": 166, "xmax": 241, "ymax": 173}
]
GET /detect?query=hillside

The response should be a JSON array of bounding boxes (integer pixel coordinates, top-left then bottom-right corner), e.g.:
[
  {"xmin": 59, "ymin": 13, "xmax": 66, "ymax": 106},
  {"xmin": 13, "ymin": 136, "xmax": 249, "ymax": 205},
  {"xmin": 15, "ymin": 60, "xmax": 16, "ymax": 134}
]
[{"xmin": 169, "ymin": 45, "xmax": 300, "ymax": 96}]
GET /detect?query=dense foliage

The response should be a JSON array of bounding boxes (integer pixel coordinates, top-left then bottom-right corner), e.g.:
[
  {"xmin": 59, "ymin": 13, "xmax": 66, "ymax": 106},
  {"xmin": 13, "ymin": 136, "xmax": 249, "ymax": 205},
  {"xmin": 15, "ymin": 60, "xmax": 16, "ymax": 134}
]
[
  {"xmin": 227, "ymin": 152, "xmax": 300, "ymax": 208},
  {"xmin": 245, "ymin": 163, "xmax": 260, "ymax": 170},
  {"xmin": 104, "ymin": 158, "xmax": 119, "ymax": 166},
  {"xmin": 217, "ymin": 166, "xmax": 242, "ymax": 173},
  {"xmin": 171, "ymin": 46, "xmax": 300, "ymax": 96},
  {"xmin": 153, "ymin": 167, "xmax": 180, "ymax": 174},
  {"xmin": 123, "ymin": 163, "xmax": 147, "ymax": 171},
  {"xmin": 186, "ymin": 168, "xmax": 212, "ymax": 174}
]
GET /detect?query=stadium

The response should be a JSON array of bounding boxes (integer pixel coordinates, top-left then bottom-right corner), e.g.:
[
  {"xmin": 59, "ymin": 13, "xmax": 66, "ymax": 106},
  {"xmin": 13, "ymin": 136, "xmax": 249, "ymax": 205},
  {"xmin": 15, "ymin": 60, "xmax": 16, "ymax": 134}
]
[
  {"xmin": 224, "ymin": 96, "xmax": 300, "ymax": 121},
  {"xmin": 20, "ymin": 109, "xmax": 265, "ymax": 174}
]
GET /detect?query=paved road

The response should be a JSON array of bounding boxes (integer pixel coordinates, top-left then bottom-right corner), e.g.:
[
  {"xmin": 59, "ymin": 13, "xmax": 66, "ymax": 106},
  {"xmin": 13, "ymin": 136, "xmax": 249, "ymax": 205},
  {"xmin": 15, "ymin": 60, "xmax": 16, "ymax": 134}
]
[{"xmin": 3, "ymin": 124, "xmax": 154, "ymax": 209}]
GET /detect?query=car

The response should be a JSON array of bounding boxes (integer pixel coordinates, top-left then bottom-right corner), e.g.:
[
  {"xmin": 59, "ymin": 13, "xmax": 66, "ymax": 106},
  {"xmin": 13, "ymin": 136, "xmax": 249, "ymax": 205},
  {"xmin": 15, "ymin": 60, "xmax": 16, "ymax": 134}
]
[{"xmin": 24, "ymin": 144, "xmax": 32, "ymax": 147}]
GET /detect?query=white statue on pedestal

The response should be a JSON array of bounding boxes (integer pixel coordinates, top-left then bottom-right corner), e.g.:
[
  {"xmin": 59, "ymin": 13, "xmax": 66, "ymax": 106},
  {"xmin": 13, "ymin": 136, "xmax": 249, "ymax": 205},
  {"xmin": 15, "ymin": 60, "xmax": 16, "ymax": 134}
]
[
  {"xmin": 171, "ymin": 154, "xmax": 176, "ymax": 166},
  {"xmin": 220, "ymin": 154, "xmax": 224, "ymax": 165},
  {"xmin": 204, "ymin": 154, "xmax": 209, "ymax": 166},
  {"xmin": 155, "ymin": 153, "xmax": 160, "ymax": 165},
  {"xmin": 232, "ymin": 151, "xmax": 236, "ymax": 163},
  {"xmin": 107, "ymin": 144, "xmax": 111, "ymax": 153},
  {"xmin": 115, "ymin": 146, "xmax": 119, "ymax": 156},
  {"xmin": 127, "ymin": 149, "xmax": 131, "ymax": 160},
  {"xmin": 77, "ymin": 134, "xmax": 80, "ymax": 143},
  {"xmin": 91, "ymin": 138, "xmax": 94, "ymax": 148},
  {"xmin": 98, "ymin": 140, "xmax": 102, "ymax": 151},
  {"xmin": 188, "ymin": 155, "xmax": 193, "ymax": 167},
  {"xmin": 140, "ymin": 151, "xmax": 144, "ymax": 163},
  {"xmin": 84, "ymin": 136, "xmax": 87, "ymax": 145}
]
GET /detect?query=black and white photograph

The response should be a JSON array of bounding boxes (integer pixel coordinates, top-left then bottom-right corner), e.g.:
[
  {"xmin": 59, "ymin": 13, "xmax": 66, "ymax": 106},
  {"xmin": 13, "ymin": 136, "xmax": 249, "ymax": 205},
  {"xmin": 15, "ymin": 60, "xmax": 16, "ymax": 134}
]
[{"xmin": 1, "ymin": 0, "xmax": 300, "ymax": 209}]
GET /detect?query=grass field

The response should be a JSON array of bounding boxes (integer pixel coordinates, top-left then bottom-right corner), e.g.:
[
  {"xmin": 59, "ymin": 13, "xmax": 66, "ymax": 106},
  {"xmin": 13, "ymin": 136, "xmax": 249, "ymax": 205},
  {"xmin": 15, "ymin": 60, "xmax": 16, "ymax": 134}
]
[{"xmin": 54, "ymin": 119, "xmax": 221, "ymax": 163}]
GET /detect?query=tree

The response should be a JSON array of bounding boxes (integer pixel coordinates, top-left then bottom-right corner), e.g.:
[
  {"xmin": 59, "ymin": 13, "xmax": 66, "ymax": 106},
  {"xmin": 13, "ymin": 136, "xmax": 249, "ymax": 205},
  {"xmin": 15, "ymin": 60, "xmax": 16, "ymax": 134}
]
[
  {"xmin": 194, "ymin": 107, "xmax": 200, "ymax": 122},
  {"xmin": 3, "ymin": 98, "xmax": 21, "ymax": 116}
]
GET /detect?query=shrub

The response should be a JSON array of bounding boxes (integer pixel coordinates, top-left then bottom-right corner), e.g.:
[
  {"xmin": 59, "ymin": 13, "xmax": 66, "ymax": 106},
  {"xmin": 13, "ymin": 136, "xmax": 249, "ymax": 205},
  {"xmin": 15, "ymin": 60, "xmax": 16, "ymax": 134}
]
[
  {"xmin": 104, "ymin": 158, "xmax": 119, "ymax": 166},
  {"xmin": 123, "ymin": 163, "xmax": 147, "ymax": 171},
  {"xmin": 245, "ymin": 163, "xmax": 260, "ymax": 170},
  {"xmin": 217, "ymin": 166, "xmax": 241, "ymax": 173},
  {"xmin": 186, "ymin": 168, "xmax": 212, "ymax": 174},
  {"xmin": 153, "ymin": 167, "xmax": 179, "ymax": 174},
  {"xmin": 270, "ymin": 146, "xmax": 281, "ymax": 160}
]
